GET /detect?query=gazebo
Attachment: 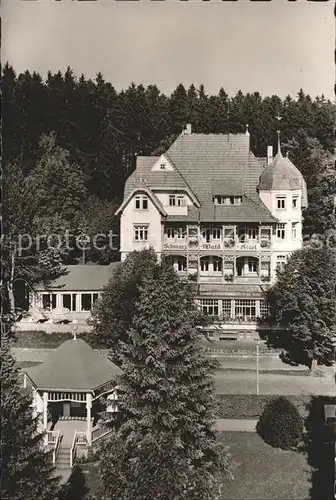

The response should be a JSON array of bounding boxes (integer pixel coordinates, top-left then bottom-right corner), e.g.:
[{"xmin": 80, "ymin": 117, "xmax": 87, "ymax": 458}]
[{"xmin": 24, "ymin": 335, "xmax": 122, "ymax": 470}]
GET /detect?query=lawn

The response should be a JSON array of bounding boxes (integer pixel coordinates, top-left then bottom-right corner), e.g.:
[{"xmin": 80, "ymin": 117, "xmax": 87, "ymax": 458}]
[{"xmin": 219, "ymin": 432, "xmax": 311, "ymax": 500}]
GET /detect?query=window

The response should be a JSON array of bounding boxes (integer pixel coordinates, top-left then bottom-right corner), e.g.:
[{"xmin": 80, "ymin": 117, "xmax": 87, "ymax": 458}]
[
  {"xmin": 202, "ymin": 226, "xmax": 221, "ymax": 241},
  {"xmin": 160, "ymin": 163, "xmax": 165, "ymax": 170},
  {"xmin": 61, "ymin": 293, "xmax": 78, "ymax": 311},
  {"xmin": 214, "ymin": 196, "xmax": 238, "ymax": 205},
  {"xmin": 200, "ymin": 258, "xmax": 210, "ymax": 272},
  {"xmin": 173, "ymin": 257, "xmax": 186, "ymax": 272},
  {"xmin": 276, "ymin": 197, "xmax": 286, "ymax": 210},
  {"xmin": 292, "ymin": 196, "xmax": 299, "ymax": 209},
  {"xmin": 237, "ymin": 227, "xmax": 257, "ymax": 242},
  {"xmin": 247, "ymin": 228, "xmax": 257, "ymax": 240},
  {"xmin": 201, "ymin": 299, "xmax": 219, "ymax": 316},
  {"xmin": 260, "ymin": 300, "xmax": 269, "ymax": 318},
  {"xmin": 42, "ymin": 293, "xmax": 57, "ymax": 310},
  {"xmin": 213, "ymin": 257, "xmax": 222, "ymax": 272},
  {"xmin": 81, "ymin": 294, "xmax": 92, "ymax": 311},
  {"xmin": 62, "ymin": 293, "xmax": 77, "ymax": 311},
  {"xmin": 169, "ymin": 195, "xmax": 176, "ymax": 206},
  {"xmin": 222, "ymin": 299, "xmax": 232, "ymax": 317},
  {"xmin": 134, "ymin": 225, "xmax": 148, "ymax": 241},
  {"xmin": 276, "ymin": 255, "xmax": 287, "ymax": 271},
  {"xmin": 169, "ymin": 195, "xmax": 185, "ymax": 206},
  {"xmin": 62, "ymin": 294, "xmax": 71, "ymax": 310},
  {"xmin": 260, "ymin": 228, "xmax": 271, "ymax": 240},
  {"xmin": 292, "ymin": 222, "xmax": 298, "ymax": 240},
  {"xmin": 134, "ymin": 195, "xmax": 148, "ymax": 210},
  {"xmin": 201, "ymin": 227, "xmax": 211, "ymax": 243},
  {"xmin": 235, "ymin": 300, "xmax": 256, "ymax": 319},
  {"xmin": 212, "ymin": 227, "xmax": 221, "ymax": 239},
  {"xmin": 248, "ymin": 259, "xmax": 258, "ymax": 273},
  {"xmin": 276, "ymin": 223, "xmax": 286, "ymax": 240},
  {"xmin": 166, "ymin": 227, "xmax": 185, "ymax": 239},
  {"xmin": 81, "ymin": 293, "xmax": 99, "ymax": 311}
]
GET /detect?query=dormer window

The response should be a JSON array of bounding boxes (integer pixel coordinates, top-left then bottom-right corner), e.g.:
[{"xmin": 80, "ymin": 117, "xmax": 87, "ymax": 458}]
[
  {"xmin": 214, "ymin": 196, "xmax": 242, "ymax": 205},
  {"xmin": 169, "ymin": 194, "xmax": 185, "ymax": 206},
  {"xmin": 134, "ymin": 195, "xmax": 148, "ymax": 210}
]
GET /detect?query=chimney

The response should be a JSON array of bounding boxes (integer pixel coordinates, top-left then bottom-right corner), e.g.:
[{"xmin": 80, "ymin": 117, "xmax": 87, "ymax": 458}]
[
  {"xmin": 185, "ymin": 123, "xmax": 192, "ymax": 135},
  {"xmin": 267, "ymin": 146, "xmax": 273, "ymax": 166}
]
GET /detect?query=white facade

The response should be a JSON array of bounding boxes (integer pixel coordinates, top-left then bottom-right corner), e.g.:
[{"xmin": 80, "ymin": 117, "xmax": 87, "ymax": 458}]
[{"xmin": 116, "ymin": 130, "xmax": 307, "ymax": 335}]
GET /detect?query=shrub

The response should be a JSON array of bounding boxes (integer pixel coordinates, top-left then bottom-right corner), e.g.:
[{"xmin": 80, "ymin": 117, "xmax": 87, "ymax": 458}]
[{"xmin": 256, "ymin": 396, "xmax": 303, "ymax": 450}]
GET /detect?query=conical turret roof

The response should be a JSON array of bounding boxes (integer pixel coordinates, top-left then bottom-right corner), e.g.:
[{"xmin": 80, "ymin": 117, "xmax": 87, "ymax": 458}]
[{"xmin": 258, "ymin": 139, "xmax": 308, "ymax": 207}]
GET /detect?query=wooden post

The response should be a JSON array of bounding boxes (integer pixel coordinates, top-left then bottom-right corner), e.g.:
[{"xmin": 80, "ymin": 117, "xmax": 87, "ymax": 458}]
[
  {"xmin": 86, "ymin": 393, "xmax": 92, "ymax": 445},
  {"xmin": 43, "ymin": 391, "xmax": 48, "ymax": 446}
]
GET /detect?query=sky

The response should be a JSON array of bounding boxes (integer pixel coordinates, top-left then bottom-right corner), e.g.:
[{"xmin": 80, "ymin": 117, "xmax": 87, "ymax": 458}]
[{"xmin": 2, "ymin": 0, "xmax": 335, "ymax": 100}]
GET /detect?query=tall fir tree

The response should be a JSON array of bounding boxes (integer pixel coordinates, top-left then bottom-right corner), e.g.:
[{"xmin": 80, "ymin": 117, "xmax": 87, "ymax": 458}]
[
  {"xmin": 94, "ymin": 264, "xmax": 234, "ymax": 500},
  {"xmin": 0, "ymin": 335, "xmax": 61, "ymax": 500}
]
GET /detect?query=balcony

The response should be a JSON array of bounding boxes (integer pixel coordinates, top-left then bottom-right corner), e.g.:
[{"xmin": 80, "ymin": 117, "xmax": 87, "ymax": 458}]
[{"xmin": 163, "ymin": 234, "xmax": 272, "ymax": 253}]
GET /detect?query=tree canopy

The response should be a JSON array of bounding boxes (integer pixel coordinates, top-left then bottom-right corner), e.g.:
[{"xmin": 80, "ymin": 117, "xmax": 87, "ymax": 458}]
[{"xmin": 262, "ymin": 245, "xmax": 336, "ymax": 368}]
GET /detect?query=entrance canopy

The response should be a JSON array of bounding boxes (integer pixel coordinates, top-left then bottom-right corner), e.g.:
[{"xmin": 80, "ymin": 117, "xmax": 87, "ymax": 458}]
[{"xmin": 25, "ymin": 338, "xmax": 122, "ymax": 393}]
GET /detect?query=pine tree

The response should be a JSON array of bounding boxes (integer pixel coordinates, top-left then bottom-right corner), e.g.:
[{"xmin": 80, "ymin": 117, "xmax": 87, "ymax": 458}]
[
  {"xmin": 0, "ymin": 335, "xmax": 61, "ymax": 500},
  {"xmin": 94, "ymin": 264, "xmax": 234, "ymax": 500}
]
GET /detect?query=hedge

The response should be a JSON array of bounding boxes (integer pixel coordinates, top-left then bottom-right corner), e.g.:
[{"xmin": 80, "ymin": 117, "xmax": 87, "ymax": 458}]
[
  {"xmin": 216, "ymin": 394, "xmax": 311, "ymax": 419},
  {"xmin": 13, "ymin": 330, "xmax": 104, "ymax": 349}
]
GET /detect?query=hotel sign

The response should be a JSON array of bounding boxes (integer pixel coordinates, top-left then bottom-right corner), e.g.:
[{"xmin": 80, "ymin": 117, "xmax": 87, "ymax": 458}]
[
  {"xmin": 200, "ymin": 243, "xmax": 222, "ymax": 251},
  {"xmin": 163, "ymin": 242, "xmax": 187, "ymax": 250},
  {"xmin": 236, "ymin": 243, "xmax": 258, "ymax": 251}
]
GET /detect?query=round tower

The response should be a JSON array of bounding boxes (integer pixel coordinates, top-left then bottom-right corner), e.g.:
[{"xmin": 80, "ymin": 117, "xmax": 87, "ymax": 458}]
[{"xmin": 258, "ymin": 132, "xmax": 307, "ymax": 278}]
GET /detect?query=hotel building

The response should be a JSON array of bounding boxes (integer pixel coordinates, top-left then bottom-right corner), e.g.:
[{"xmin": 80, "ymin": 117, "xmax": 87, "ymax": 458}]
[{"xmin": 116, "ymin": 125, "xmax": 307, "ymax": 338}]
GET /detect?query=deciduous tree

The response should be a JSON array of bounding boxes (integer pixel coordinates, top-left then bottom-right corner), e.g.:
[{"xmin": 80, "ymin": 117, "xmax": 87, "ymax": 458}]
[{"xmin": 262, "ymin": 246, "xmax": 336, "ymax": 368}]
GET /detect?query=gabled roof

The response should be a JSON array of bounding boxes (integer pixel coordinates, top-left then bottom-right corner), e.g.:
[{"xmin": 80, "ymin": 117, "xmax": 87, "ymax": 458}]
[
  {"xmin": 25, "ymin": 338, "xmax": 122, "ymax": 391},
  {"xmin": 124, "ymin": 156, "xmax": 191, "ymax": 199},
  {"xmin": 115, "ymin": 186, "xmax": 167, "ymax": 216},
  {"xmin": 35, "ymin": 263, "xmax": 120, "ymax": 292},
  {"xmin": 166, "ymin": 134, "xmax": 263, "ymax": 203},
  {"xmin": 120, "ymin": 133, "xmax": 276, "ymax": 223}
]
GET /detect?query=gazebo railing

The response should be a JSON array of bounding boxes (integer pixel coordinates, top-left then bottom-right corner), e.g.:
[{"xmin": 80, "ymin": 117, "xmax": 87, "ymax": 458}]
[
  {"xmin": 69, "ymin": 431, "xmax": 87, "ymax": 468},
  {"xmin": 52, "ymin": 430, "xmax": 61, "ymax": 466},
  {"xmin": 46, "ymin": 430, "xmax": 60, "ymax": 446}
]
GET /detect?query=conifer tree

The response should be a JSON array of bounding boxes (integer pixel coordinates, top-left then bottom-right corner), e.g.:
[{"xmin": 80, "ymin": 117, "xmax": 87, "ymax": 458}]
[
  {"xmin": 0, "ymin": 335, "xmax": 61, "ymax": 500},
  {"xmin": 94, "ymin": 264, "xmax": 234, "ymax": 499}
]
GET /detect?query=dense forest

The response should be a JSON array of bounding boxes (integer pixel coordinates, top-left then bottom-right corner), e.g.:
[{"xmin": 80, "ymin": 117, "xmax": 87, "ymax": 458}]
[{"xmin": 2, "ymin": 63, "xmax": 335, "ymax": 307}]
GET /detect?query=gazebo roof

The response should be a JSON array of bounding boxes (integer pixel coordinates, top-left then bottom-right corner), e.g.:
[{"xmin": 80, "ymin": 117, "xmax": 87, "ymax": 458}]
[{"xmin": 25, "ymin": 338, "xmax": 122, "ymax": 392}]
